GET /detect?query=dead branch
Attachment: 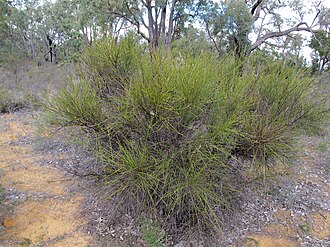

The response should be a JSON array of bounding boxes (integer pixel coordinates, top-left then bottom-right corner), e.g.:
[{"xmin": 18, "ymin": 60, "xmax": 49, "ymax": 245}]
[{"xmin": 250, "ymin": 22, "xmax": 321, "ymax": 53}]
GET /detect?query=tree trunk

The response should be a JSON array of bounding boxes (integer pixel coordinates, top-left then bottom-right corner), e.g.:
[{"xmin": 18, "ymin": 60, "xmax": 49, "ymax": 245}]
[
  {"xmin": 82, "ymin": 26, "xmax": 89, "ymax": 46},
  {"xmin": 52, "ymin": 44, "xmax": 57, "ymax": 64},
  {"xmin": 318, "ymin": 57, "xmax": 329, "ymax": 75},
  {"xmin": 146, "ymin": 1, "xmax": 156, "ymax": 51},
  {"xmin": 46, "ymin": 35, "xmax": 53, "ymax": 63},
  {"xmin": 159, "ymin": 2, "xmax": 167, "ymax": 45},
  {"xmin": 167, "ymin": 0, "xmax": 176, "ymax": 47}
]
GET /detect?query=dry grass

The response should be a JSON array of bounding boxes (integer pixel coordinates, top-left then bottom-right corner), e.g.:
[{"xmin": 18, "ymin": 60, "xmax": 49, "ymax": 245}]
[{"xmin": 0, "ymin": 61, "xmax": 72, "ymax": 112}]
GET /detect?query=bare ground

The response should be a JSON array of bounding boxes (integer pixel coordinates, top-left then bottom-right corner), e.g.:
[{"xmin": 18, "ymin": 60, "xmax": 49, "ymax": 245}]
[{"xmin": 0, "ymin": 111, "xmax": 91, "ymax": 246}]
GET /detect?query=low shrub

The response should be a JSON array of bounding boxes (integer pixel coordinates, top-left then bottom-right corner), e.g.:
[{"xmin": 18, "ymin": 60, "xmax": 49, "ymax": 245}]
[
  {"xmin": 45, "ymin": 36, "xmax": 330, "ymax": 235},
  {"xmin": 0, "ymin": 87, "xmax": 26, "ymax": 113},
  {"xmin": 0, "ymin": 62, "xmax": 72, "ymax": 113},
  {"xmin": 141, "ymin": 219, "xmax": 166, "ymax": 247}
]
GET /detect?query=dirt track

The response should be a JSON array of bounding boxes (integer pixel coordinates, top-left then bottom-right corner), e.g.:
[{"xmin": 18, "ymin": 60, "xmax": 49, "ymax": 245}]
[{"xmin": 0, "ymin": 112, "xmax": 91, "ymax": 246}]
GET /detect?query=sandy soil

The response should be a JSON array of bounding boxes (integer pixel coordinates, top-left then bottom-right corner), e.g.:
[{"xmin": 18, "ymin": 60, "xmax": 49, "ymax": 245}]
[
  {"xmin": 0, "ymin": 112, "xmax": 92, "ymax": 246},
  {"xmin": 240, "ymin": 131, "xmax": 330, "ymax": 247}
]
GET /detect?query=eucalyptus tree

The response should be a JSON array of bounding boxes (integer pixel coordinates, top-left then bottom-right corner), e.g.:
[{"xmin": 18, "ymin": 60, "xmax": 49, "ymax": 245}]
[
  {"xmin": 203, "ymin": 0, "xmax": 328, "ymax": 58},
  {"xmin": 310, "ymin": 30, "xmax": 329, "ymax": 74},
  {"xmin": 172, "ymin": 24, "xmax": 214, "ymax": 54},
  {"xmin": 75, "ymin": 0, "xmax": 125, "ymax": 46},
  {"xmin": 41, "ymin": 0, "xmax": 86, "ymax": 62},
  {"xmin": 7, "ymin": 0, "xmax": 43, "ymax": 59},
  {"xmin": 0, "ymin": 0, "xmax": 128, "ymax": 64},
  {"xmin": 201, "ymin": 0, "xmax": 253, "ymax": 56},
  {"xmin": 0, "ymin": 0, "xmax": 10, "ymax": 37},
  {"xmin": 0, "ymin": 0, "xmax": 20, "ymax": 65},
  {"xmin": 113, "ymin": 0, "xmax": 206, "ymax": 51},
  {"xmin": 0, "ymin": 0, "xmax": 12, "ymax": 53},
  {"xmin": 309, "ymin": 7, "xmax": 330, "ymax": 74}
]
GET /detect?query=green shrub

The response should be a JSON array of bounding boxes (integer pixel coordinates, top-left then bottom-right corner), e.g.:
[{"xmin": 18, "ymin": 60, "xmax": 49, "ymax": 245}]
[
  {"xmin": 236, "ymin": 62, "xmax": 329, "ymax": 167},
  {"xmin": 0, "ymin": 87, "xmax": 26, "ymax": 113},
  {"xmin": 44, "ymin": 79, "xmax": 107, "ymax": 132},
  {"xmin": 45, "ymin": 36, "xmax": 330, "ymax": 234},
  {"xmin": 78, "ymin": 35, "xmax": 141, "ymax": 98},
  {"xmin": 318, "ymin": 140, "xmax": 328, "ymax": 153},
  {"xmin": 141, "ymin": 219, "xmax": 166, "ymax": 247}
]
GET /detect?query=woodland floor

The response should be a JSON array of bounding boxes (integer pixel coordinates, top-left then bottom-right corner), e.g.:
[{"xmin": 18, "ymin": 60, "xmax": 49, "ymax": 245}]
[
  {"xmin": 0, "ymin": 111, "xmax": 91, "ymax": 246},
  {"xmin": 0, "ymin": 110, "xmax": 329, "ymax": 247}
]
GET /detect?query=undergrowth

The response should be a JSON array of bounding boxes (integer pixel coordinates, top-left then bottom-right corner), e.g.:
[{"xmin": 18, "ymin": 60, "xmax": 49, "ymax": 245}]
[
  {"xmin": 141, "ymin": 219, "xmax": 166, "ymax": 247},
  {"xmin": 44, "ymin": 36, "xmax": 330, "ymax": 237},
  {"xmin": 0, "ymin": 62, "xmax": 71, "ymax": 113},
  {"xmin": 0, "ymin": 87, "xmax": 26, "ymax": 113}
]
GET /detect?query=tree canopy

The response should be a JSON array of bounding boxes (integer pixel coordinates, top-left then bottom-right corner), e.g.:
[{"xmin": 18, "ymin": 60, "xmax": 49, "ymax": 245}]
[{"xmin": 0, "ymin": 0, "xmax": 329, "ymax": 70}]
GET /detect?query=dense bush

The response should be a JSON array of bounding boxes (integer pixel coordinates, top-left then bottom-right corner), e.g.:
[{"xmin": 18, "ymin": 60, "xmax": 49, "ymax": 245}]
[{"xmin": 45, "ymin": 36, "xmax": 329, "ymax": 233}]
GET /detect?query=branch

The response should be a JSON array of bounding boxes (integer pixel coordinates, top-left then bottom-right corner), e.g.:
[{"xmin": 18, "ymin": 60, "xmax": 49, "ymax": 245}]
[
  {"xmin": 167, "ymin": 0, "xmax": 178, "ymax": 44},
  {"xmin": 112, "ymin": 3, "xmax": 150, "ymax": 42},
  {"xmin": 311, "ymin": 8, "xmax": 320, "ymax": 27},
  {"xmin": 115, "ymin": 12, "xmax": 149, "ymax": 42},
  {"xmin": 263, "ymin": 40, "xmax": 283, "ymax": 49},
  {"xmin": 250, "ymin": 22, "xmax": 321, "ymax": 53},
  {"xmin": 205, "ymin": 21, "xmax": 221, "ymax": 54},
  {"xmin": 172, "ymin": 0, "xmax": 205, "ymax": 22},
  {"xmin": 192, "ymin": 0, "xmax": 206, "ymax": 18},
  {"xmin": 253, "ymin": 4, "xmax": 262, "ymax": 21},
  {"xmin": 251, "ymin": 0, "xmax": 263, "ymax": 16},
  {"xmin": 141, "ymin": 0, "xmax": 148, "ymax": 8}
]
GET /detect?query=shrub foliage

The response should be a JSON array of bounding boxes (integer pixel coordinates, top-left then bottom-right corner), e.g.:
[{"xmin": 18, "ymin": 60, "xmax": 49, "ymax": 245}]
[
  {"xmin": 45, "ymin": 36, "xmax": 329, "ymax": 232},
  {"xmin": 0, "ymin": 87, "xmax": 26, "ymax": 113}
]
